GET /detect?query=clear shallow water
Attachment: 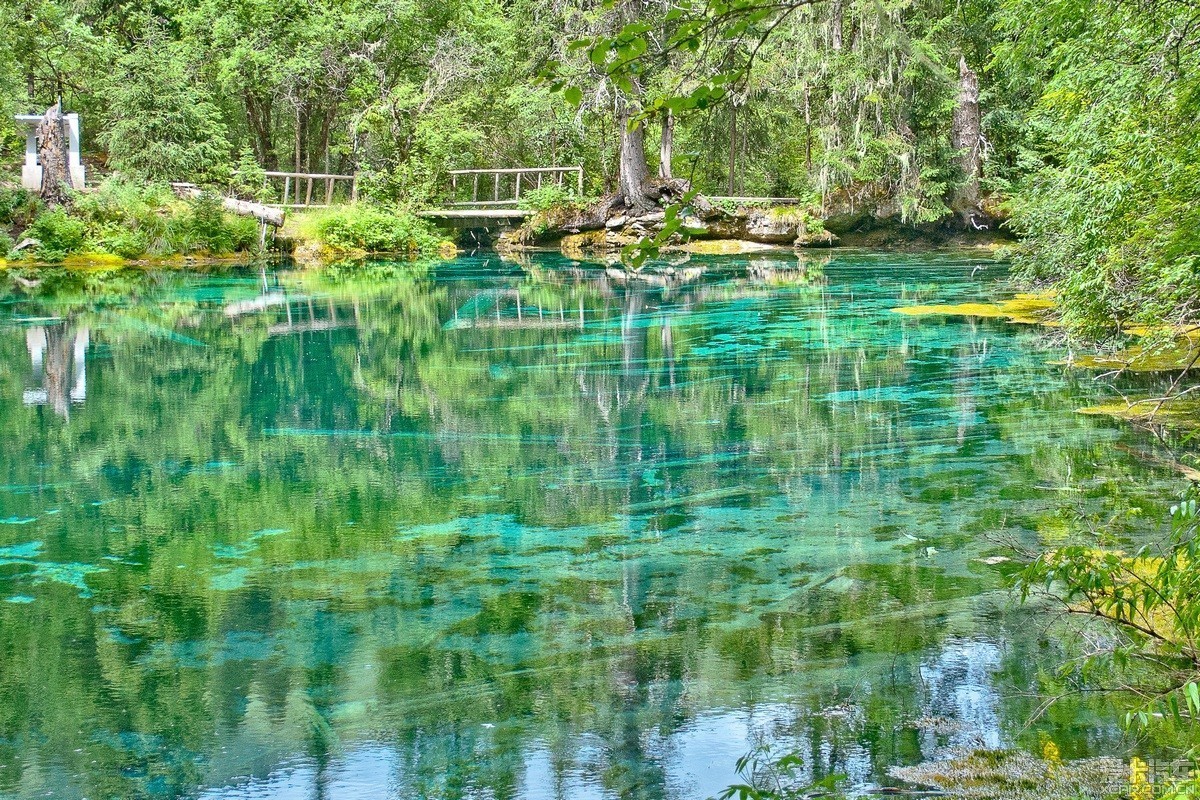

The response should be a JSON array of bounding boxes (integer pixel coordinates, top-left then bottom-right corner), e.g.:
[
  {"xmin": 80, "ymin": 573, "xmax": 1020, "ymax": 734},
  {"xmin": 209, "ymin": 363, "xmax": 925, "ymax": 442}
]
[{"xmin": 0, "ymin": 251, "xmax": 1184, "ymax": 799}]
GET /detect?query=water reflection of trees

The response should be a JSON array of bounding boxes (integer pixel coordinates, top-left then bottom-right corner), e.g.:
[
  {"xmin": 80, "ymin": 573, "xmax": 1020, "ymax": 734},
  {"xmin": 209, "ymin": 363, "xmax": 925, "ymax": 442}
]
[
  {"xmin": 22, "ymin": 321, "xmax": 89, "ymax": 417},
  {"xmin": 0, "ymin": 255, "xmax": 1186, "ymax": 799}
]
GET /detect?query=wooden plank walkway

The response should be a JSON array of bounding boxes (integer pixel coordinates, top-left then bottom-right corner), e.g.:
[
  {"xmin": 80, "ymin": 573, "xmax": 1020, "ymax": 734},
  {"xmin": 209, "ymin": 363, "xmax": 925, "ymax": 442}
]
[{"xmin": 417, "ymin": 209, "xmax": 532, "ymax": 219}]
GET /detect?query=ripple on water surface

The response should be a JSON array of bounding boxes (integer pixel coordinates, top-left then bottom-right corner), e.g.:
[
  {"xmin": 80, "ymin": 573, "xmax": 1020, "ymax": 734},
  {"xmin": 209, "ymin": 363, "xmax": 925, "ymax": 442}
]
[{"xmin": 0, "ymin": 252, "xmax": 1183, "ymax": 799}]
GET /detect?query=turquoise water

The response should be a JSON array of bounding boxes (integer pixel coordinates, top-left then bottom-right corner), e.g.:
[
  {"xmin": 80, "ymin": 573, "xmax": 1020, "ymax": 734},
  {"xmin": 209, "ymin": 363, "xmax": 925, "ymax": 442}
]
[{"xmin": 0, "ymin": 251, "xmax": 1183, "ymax": 799}]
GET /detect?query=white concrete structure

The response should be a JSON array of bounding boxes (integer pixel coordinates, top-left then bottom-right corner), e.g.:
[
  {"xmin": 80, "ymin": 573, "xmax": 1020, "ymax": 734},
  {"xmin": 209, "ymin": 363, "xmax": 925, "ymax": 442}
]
[{"xmin": 15, "ymin": 113, "xmax": 86, "ymax": 191}]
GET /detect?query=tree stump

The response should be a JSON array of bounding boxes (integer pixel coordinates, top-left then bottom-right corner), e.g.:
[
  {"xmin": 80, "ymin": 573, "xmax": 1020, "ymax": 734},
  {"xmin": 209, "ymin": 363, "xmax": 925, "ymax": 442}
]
[
  {"xmin": 36, "ymin": 104, "xmax": 74, "ymax": 206},
  {"xmin": 951, "ymin": 57, "xmax": 985, "ymax": 226}
]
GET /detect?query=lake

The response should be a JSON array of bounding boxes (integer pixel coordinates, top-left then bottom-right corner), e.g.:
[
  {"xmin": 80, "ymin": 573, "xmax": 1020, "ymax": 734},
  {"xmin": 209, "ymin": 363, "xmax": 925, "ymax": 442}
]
[{"xmin": 0, "ymin": 251, "xmax": 1182, "ymax": 799}]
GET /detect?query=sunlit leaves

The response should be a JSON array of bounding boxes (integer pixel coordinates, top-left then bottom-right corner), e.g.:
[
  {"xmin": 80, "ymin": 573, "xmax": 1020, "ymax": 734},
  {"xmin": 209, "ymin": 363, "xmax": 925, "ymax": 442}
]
[{"xmin": 1020, "ymin": 484, "xmax": 1200, "ymax": 734}]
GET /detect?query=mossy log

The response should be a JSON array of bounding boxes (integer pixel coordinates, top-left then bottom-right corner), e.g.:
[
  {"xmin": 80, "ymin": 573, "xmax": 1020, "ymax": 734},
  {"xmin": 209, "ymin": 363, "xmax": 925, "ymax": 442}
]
[{"xmin": 170, "ymin": 183, "xmax": 285, "ymax": 227}]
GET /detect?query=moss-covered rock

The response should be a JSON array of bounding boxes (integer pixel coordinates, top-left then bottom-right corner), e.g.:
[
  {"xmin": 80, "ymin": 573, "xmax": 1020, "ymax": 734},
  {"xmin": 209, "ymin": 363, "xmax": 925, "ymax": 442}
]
[{"xmin": 891, "ymin": 748, "xmax": 1127, "ymax": 800}]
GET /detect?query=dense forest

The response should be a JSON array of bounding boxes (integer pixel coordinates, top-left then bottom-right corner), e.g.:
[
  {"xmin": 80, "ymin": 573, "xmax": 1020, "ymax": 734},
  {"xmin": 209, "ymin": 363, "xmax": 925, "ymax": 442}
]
[
  {"xmin": 3, "ymin": 2, "xmax": 1200, "ymax": 797},
  {"xmin": 1, "ymin": 0, "xmax": 1198, "ymax": 334}
]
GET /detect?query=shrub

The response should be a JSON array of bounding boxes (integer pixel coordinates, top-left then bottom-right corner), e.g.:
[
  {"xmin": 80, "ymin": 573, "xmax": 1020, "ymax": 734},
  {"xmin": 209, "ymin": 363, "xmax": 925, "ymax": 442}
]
[
  {"xmin": 518, "ymin": 184, "xmax": 586, "ymax": 213},
  {"xmin": 184, "ymin": 192, "xmax": 249, "ymax": 254},
  {"xmin": 0, "ymin": 230, "xmax": 13, "ymax": 258},
  {"xmin": 519, "ymin": 187, "xmax": 598, "ymax": 240},
  {"xmin": 28, "ymin": 209, "xmax": 87, "ymax": 261},
  {"xmin": 100, "ymin": 228, "xmax": 153, "ymax": 259},
  {"xmin": 311, "ymin": 205, "xmax": 440, "ymax": 254},
  {"xmin": 73, "ymin": 179, "xmax": 258, "ymax": 257},
  {"xmin": 229, "ymin": 147, "xmax": 269, "ymax": 201},
  {"xmin": 73, "ymin": 179, "xmax": 173, "ymax": 256},
  {"xmin": 0, "ymin": 187, "xmax": 39, "ymax": 226}
]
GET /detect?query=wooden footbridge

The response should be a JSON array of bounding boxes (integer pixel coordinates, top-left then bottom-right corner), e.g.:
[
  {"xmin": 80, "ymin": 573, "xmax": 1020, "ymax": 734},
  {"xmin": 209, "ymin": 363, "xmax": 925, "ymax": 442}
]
[
  {"xmin": 246, "ymin": 164, "xmax": 801, "ymax": 235},
  {"xmin": 418, "ymin": 166, "xmax": 585, "ymax": 224}
]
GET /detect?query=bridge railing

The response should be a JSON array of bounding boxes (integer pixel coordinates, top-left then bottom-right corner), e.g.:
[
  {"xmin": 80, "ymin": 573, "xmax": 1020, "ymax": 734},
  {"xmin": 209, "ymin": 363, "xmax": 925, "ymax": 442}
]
[
  {"xmin": 263, "ymin": 171, "xmax": 357, "ymax": 209},
  {"xmin": 705, "ymin": 196, "xmax": 803, "ymax": 205},
  {"xmin": 447, "ymin": 167, "xmax": 584, "ymax": 208}
]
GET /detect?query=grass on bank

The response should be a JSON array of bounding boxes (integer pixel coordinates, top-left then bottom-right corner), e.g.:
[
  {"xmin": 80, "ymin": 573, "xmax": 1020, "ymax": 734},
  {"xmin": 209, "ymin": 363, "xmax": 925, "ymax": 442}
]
[
  {"xmin": 282, "ymin": 204, "xmax": 453, "ymax": 261},
  {"xmin": 0, "ymin": 181, "xmax": 259, "ymax": 263},
  {"xmin": 0, "ymin": 180, "xmax": 454, "ymax": 265}
]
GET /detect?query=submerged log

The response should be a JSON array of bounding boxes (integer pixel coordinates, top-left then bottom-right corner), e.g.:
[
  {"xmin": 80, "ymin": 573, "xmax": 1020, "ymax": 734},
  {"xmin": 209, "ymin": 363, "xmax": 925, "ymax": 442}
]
[{"xmin": 170, "ymin": 183, "xmax": 286, "ymax": 227}]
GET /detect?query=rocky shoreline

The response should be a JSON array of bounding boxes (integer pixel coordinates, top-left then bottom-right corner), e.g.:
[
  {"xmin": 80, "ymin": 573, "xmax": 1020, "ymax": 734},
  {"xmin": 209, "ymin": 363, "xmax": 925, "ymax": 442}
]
[{"xmin": 497, "ymin": 188, "xmax": 1013, "ymax": 260}]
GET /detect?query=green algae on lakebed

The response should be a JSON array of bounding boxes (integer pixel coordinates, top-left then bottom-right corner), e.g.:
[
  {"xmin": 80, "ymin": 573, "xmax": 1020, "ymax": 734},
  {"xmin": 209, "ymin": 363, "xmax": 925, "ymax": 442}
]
[
  {"xmin": 891, "ymin": 292, "xmax": 1057, "ymax": 325},
  {"xmin": 0, "ymin": 251, "xmax": 1191, "ymax": 799}
]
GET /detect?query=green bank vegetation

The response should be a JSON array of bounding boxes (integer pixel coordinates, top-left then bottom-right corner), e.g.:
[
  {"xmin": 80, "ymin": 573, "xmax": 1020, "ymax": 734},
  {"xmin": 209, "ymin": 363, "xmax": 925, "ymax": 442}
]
[
  {"xmin": 0, "ymin": 182, "xmax": 257, "ymax": 263},
  {"xmin": 4, "ymin": 0, "xmax": 1200, "ymax": 791},
  {"xmin": 0, "ymin": 0, "xmax": 1194, "ymax": 332},
  {"xmin": 0, "ymin": 181, "xmax": 447, "ymax": 264}
]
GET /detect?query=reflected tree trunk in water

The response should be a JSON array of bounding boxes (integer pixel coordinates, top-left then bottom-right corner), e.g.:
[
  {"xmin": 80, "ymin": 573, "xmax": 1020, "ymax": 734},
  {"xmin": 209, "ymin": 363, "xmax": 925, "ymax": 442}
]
[
  {"xmin": 620, "ymin": 290, "xmax": 649, "ymax": 408},
  {"xmin": 660, "ymin": 314, "xmax": 676, "ymax": 390},
  {"xmin": 25, "ymin": 322, "xmax": 88, "ymax": 418}
]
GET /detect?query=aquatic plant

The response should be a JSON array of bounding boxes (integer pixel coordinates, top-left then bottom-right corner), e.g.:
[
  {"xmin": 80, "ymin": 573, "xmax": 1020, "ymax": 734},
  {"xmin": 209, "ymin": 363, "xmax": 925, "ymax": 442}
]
[
  {"xmin": 1018, "ymin": 485, "xmax": 1200, "ymax": 740},
  {"xmin": 889, "ymin": 747, "xmax": 1126, "ymax": 799}
]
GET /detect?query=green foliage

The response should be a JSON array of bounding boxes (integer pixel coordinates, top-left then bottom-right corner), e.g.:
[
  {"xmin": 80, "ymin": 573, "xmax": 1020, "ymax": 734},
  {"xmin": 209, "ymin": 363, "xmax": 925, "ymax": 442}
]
[
  {"xmin": 519, "ymin": 186, "xmax": 599, "ymax": 239},
  {"xmin": 1018, "ymin": 485, "xmax": 1200, "ymax": 737},
  {"xmin": 997, "ymin": 0, "xmax": 1200, "ymax": 335},
  {"xmin": 518, "ymin": 185, "xmax": 585, "ymax": 213},
  {"xmin": 68, "ymin": 180, "xmax": 255, "ymax": 256},
  {"xmin": 0, "ymin": 187, "xmax": 39, "ymax": 227},
  {"xmin": 310, "ymin": 205, "xmax": 441, "ymax": 255},
  {"xmin": 70, "ymin": 179, "xmax": 174, "ymax": 257},
  {"xmin": 229, "ymin": 147, "xmax": 268, "ymax": 201},
  {"xmin": 4, "ymin": 180, "xmax": 262, "ymax": 260},
  {"xmin": 717, "ymin": 745, "xmax": 845, "ymax": 800},
  {"xmin": 183, "ymin": 192, "xmax": 258, "ymax": 254},
  {"xmin": 100, "ymin": 31, "xmax": 231, "ymax": 184},
  {"xmin": 28, "ymin": 207, "xmax": 86, "ymax": 261}
]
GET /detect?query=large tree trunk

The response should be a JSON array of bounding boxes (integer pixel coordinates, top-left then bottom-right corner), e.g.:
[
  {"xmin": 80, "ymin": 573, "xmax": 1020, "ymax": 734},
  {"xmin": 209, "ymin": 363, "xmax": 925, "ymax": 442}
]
[
  {"xmin": 727, "ymin": 104, "xmax": 738, "ymax": 196},
  {"xmin": 618, "ymin": 106, "xmax": 655, "ymax": 214},
  {"xmin": 244, "ymin": 91, "xmax": 277, "ymax": 170},
  {"xmin": 294, "ymin": 103, "xmax": 304, "ymax": 173},
  {"xmin": 658, "ymin": 110, "xmax": 674, "ymax": 179},
  {"xmin": 951, "ymin": 56, "xmax": 984, "ymax": 225},
  {"xmin": 36, "ymin": 104, "xmax": 73, "ymax": 206},
  {"xmin": 830, "ymin": 0, "xmax": 845, "ymax": 50}
]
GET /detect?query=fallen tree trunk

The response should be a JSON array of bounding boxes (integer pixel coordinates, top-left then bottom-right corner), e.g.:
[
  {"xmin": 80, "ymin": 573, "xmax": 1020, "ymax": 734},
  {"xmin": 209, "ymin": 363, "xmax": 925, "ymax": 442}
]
[{"xmin": 170, "ymin": 183, "xmax": 285, "ymax": 227}]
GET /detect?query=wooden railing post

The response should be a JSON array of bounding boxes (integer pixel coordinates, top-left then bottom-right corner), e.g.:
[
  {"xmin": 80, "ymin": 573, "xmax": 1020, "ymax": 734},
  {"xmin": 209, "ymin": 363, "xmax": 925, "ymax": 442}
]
[
  {"xmin": 261, "ymin": 171, "xmax": 359, "ymax": 208},
  {"xmin": 440, "ymin": 166, "xmax": 585, "ymax": 208}
]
